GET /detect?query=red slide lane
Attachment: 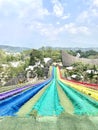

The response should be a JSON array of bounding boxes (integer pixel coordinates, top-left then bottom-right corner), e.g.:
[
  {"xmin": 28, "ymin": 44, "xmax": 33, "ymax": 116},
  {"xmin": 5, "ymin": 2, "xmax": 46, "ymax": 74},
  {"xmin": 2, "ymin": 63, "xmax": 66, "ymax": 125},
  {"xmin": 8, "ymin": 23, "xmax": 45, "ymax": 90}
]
[{"xmin": 58, "ymin": 67, "xmax": 98, "ymax": 90}]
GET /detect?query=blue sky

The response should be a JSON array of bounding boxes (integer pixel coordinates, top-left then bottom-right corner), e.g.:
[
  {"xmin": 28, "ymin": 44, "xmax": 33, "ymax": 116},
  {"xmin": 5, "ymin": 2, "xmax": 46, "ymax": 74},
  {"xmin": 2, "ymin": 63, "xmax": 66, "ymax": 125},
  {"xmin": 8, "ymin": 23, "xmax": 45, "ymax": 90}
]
[{"xmin": 0, "ymin": 0, "xmax": 98, "ymax": 48}]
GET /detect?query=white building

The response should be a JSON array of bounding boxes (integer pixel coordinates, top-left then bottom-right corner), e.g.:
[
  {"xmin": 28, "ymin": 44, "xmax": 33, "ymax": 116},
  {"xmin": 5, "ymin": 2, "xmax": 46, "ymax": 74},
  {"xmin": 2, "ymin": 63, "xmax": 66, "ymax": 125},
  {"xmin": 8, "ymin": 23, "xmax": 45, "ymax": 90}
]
[{"xmin": 44, "ymin": 58, "xmax": 52, "ymax": 64}]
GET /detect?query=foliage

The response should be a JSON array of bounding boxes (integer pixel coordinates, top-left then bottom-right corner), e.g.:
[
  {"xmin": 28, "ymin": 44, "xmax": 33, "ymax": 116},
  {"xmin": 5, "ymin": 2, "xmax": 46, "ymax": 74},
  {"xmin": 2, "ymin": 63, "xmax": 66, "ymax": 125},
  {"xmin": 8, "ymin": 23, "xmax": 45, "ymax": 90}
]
[
  {"xmin": 0, "ymin": 49, "xmax": 29, "ymax": 85},
  {"xmin": 39, "ymin": 47, "xmax": 62, "ymax": 62},
  {"xmin": 67, "ymin": 50, "xmax": 76, "ymax": 56},
  {"xmin": 34, "ymin": 67, "xmax": 44, "ymax": 78},
  {"xmin": 29, "ymin": 49, "xmax": 44, "ymax": 65},
  {"xmin": 0, "ymin": 49, "xmax": 7, "ymax": 63},
  {"xmin": 67, "ymin": 49, "xmax": 98, "ymax": 58},
  {"xmin": 64, "ymin": 62, "xmax": 98, "ymax": 84}
]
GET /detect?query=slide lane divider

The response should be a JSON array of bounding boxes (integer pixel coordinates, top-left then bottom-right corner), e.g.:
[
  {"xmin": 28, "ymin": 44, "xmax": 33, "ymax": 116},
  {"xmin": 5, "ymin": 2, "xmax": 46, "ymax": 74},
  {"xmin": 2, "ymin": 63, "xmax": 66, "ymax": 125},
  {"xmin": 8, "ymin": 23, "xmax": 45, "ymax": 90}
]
[
  {"xmin": 60, "ymin": 79, "xmax": 98, "ymax": 101},
  {"xmin": 57, "ymin": 83, "xmax": 74, "ymax": 114},
  {"xmin": 0, "ymin": 84, "xmax": 33, "ymax": 95},
  {"xmin": 0, "ymin": 76, "xmax": 53, "ymax": 116},
  {"xmin": 0, "ymin": 80, "xmax": 48, "ymax": 106},
  {"xmin": 55, "ymin": 67, "xmax": 74, "ymax": 114},
  {"xmin": 58, "ymin": 67, "xmax": 98, "ymax": 101},
  {"xmin": 0, "ymin": 81, "xmax": 49, "ymax": 100},
  {"xmin": 27, "ymin": 68, "xmax": 64, "ymax": 116},
  {"xmin": 17, "ymin": 83, "xmax": 51, "ymax": 117},
  {"xmin": 58, "ymin": 80, "xmax": 98, "ymax": 115},
  {"xmin": 0, "ymin": 84, "xmax": 38, "ymax": 100}
]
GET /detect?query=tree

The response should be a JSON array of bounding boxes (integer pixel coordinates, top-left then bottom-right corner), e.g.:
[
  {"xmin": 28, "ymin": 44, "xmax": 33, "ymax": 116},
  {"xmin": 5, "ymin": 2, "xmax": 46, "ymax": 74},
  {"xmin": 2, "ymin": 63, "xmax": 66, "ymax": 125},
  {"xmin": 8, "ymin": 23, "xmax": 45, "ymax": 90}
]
[
  {"xmin": 29, "ymin": 49, "xmax": 44, "ymax": 65},
  {"xmin": 34, "ymin": 67, "xmax": 44, "ymax": 78}
]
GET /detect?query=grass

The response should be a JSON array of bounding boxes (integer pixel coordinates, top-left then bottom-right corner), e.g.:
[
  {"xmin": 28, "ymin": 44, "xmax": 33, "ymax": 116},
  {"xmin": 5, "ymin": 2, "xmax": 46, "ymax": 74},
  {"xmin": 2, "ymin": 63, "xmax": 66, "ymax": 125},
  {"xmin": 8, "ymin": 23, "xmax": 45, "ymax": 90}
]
[{"xmin": 0, "ymin": 114, "xmax": 98, "ymax": 130}]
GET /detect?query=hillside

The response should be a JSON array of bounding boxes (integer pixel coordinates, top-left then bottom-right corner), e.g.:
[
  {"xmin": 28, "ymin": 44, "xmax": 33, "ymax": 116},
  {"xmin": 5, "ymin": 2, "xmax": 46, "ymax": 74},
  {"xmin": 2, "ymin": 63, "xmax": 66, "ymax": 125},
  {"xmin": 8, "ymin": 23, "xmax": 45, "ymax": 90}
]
[
  {"xmin": 39, "ymin": 46, "xmax": 98, "ymax": 52},
  {"xmin": 0, "ymin": 45, "xmax": 30, "ymax": 53}
]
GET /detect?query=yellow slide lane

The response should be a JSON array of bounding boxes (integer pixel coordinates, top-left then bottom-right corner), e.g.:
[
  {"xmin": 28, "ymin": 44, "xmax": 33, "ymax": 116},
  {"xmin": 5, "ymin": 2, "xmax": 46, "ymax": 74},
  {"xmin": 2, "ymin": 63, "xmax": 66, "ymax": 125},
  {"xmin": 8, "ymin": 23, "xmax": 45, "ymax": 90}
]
[{"xmin": 57, "ymin": 67, "xmax": 98, "ymax": 101}]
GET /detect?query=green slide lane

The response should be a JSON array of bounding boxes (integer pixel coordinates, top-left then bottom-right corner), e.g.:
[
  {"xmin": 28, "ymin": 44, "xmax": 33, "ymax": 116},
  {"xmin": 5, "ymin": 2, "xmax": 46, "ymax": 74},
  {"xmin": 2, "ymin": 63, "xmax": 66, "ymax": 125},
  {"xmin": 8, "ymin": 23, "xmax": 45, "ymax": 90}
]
[
  {"xmin": 28, "ymin": 68, "xmax": 64, "ymax": 116},
  {"xmin": 56, "ymin": 67, "xmax": 74, "ymax": 114},
  {"xmin": 58, "ymin": 80, "xmax": 98, "ymax": 115},
  {"xmin": 17, "ymin": 84, "xmax": 50, "ymax": 116},
  {"xmin": 57, "ymin": 84, "xmax": 74, "ymax": 114}
]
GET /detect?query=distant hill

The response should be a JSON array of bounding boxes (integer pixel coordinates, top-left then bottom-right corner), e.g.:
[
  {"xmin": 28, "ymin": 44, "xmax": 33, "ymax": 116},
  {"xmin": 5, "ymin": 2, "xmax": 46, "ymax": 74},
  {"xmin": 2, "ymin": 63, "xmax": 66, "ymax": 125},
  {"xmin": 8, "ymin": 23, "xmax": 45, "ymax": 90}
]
[
  {"xmin": 0, "ymin": 45, "xmax": 30, "ymax": 53},
  {"xmin": 39, "ymin": 46, "xmax": 98, "ymax": 52},
  {"xmin": 1, "ymin": 45, "xmax": 98, "ymax": 53}
]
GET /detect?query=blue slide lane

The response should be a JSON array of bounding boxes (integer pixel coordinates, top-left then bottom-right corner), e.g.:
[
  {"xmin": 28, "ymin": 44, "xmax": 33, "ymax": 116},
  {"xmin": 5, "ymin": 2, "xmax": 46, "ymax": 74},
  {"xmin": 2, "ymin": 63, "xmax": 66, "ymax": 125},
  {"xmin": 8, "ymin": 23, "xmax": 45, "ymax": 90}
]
[
  {"xmin": 0, "ymin": 76, "xmax": 53, "ymax": 116},
  {"xmin": 0, "ymin": 81, "xmax": 50, "ymax": 100}
]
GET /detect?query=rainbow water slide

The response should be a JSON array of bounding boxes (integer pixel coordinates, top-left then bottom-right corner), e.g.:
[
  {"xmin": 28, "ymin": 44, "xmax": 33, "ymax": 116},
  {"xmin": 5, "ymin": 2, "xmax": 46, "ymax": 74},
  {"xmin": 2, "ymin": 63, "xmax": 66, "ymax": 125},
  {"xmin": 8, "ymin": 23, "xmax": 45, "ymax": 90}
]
[
  {"xmin": 57, "ymin": 67, "xmax": 98, "ymax": 115},
  {"xmin": 58, "ymin": 67, "xmax": 98, "ymax": 101},
  {"xmin": 0, "ymin": 68, "xmax": 54, "ymax": 116},
  {"xmin": 27, "ymin": 68, "xmax": 64, "ymax": 116},
  {"xmin": 0, "ymin": 66, "xmax": 98, "ymax": 117}
]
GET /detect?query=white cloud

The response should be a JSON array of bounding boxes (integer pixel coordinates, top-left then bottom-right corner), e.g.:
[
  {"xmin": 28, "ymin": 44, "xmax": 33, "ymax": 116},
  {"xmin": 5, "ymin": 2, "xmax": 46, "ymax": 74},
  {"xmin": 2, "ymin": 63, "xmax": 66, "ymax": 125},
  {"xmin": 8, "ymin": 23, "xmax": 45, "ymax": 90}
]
[
  {"xmin": 78, "ymin": 26, "xmax": 90, "ymax": 34},
  {"xmin": 64, "ymin": 23, "xmax": 77, "ymax": 34},
  {"xmin": 29, "ymin": 22, "xmax": 64, "ymax": 40},
  {"xmin": 0, "ymin": 0, "xmax": 20, "ymax": 16},
  {"xmin": 0, "ymin": 23, "xmax": 2, "ymax": 28},
  {"xmin": 0, "ymin": 0, "xmax": 50, "ymax": 20},
  {"xmin": 76, "ymin": 11, "xmax": 89, "ymax": 23},
  {"xmin": 29, "ymin": 21, "xmax": 90, "ymax": 41},
  {"xmin": 53, "ymin": 4, "xmax": 64, "ymax": 17},
  {"xmin": 52, "ymin": 0, "xmax": 64, "ymax": 17},
  {"xmin": 0, "ymin": 0, "xmax": 97, "ymax": 48},
  {"xmin": 64, "ymin": 23, "xmax": 90, "ymax": 35},
  {"xmin": 56, "ymin": 22, "xmax": 60, "ymax": 25},
  {"xmin": 38, "ymin": 8, "xmax": 50, "ymax": 16},
  {"xmin": 0, "ymin": 0, "xmax": 19, "ymax": 7},
  {"xmin": 76, "ymin": 8, "xmax": 98, "ymax": 24},
  {"xmin": 18, "ymin": 6, "xmax": 50, "ymax": 19},
  {"xmin": 0, "ymin": 0, "xmax": 4, "ymax": 6},
  {"xmin": 62, "ymin": 13, "xmax": 70, "ymax": 19},
  {"xmin": 93, "ymin": 0, "xmax": 98, "ymax": 7},
  {"xmin": 91, "ymin": 8, "xmax": 98, "ymax": 16},
  {"xmin": 76, "ymin": 0, "xmax": 98, "ymax": 24},
  {"xmin": 20, "ymin": 1, "xmax": 50, "ymax": 20}
]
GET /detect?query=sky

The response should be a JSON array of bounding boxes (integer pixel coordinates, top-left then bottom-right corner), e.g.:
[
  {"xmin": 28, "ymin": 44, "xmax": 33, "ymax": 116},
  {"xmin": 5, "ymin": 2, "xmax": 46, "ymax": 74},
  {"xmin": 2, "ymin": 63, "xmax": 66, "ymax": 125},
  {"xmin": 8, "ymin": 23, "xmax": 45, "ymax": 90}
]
[{"xmin": 0, "ymin": 0, "xmax": 98, "ymax": 48}]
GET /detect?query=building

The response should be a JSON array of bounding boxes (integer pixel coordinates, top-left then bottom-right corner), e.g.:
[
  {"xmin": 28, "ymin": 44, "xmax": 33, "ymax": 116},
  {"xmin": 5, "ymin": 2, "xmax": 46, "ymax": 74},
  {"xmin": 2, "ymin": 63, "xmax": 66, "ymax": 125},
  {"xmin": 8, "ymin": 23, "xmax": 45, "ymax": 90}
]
[{"xmin": 62, "ymin": 51, "xmax": 98, "ymax": 66}]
